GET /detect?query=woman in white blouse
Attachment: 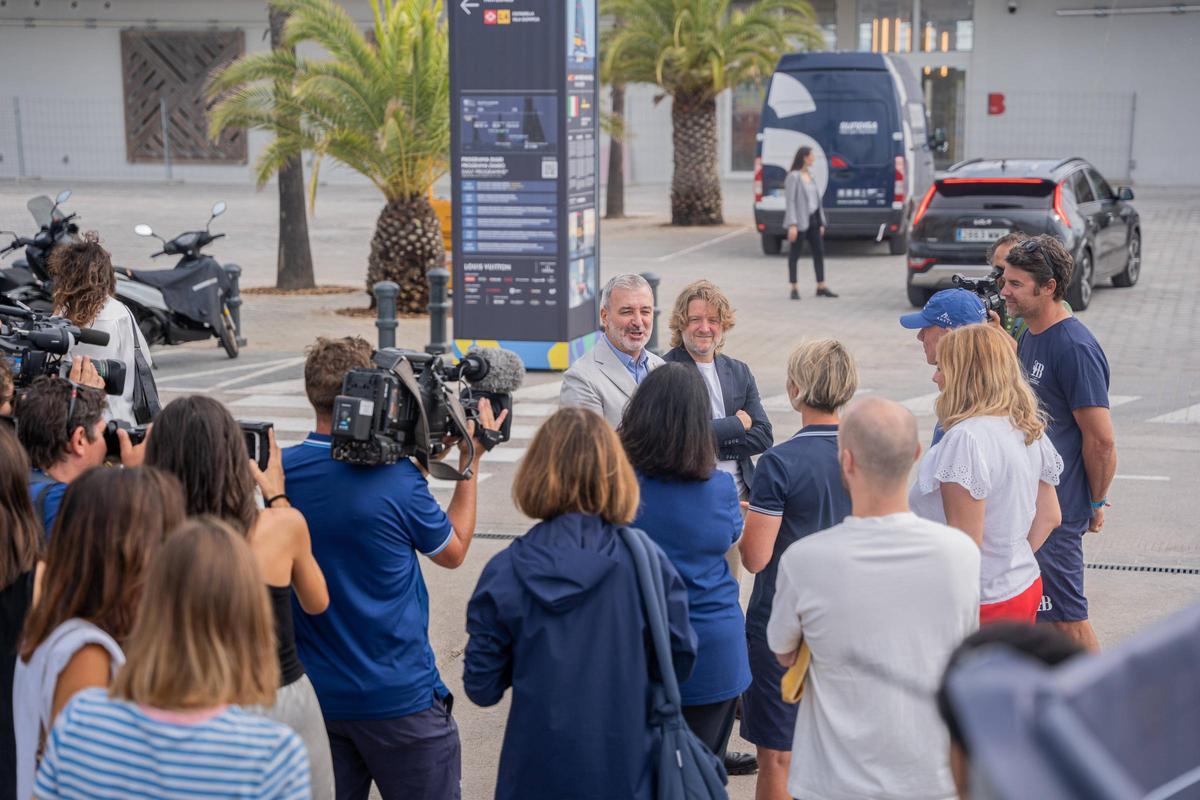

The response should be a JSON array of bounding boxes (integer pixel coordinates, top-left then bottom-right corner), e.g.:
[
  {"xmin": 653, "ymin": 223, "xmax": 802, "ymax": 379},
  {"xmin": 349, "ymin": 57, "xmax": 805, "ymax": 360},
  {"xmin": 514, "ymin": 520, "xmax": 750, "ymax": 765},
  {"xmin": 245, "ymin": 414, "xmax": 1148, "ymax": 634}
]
[{"xmin": 910, "ymin": 324, "xmax": 1063, "ymax": 624}]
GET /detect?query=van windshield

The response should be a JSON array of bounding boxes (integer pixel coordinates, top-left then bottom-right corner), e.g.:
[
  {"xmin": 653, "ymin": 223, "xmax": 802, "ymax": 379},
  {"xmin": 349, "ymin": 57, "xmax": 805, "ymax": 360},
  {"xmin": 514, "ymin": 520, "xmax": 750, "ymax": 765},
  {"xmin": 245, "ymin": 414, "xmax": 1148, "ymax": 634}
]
[{"xmin": 930, "ymin": 180, "xmax": 1054, "ymax": 211}]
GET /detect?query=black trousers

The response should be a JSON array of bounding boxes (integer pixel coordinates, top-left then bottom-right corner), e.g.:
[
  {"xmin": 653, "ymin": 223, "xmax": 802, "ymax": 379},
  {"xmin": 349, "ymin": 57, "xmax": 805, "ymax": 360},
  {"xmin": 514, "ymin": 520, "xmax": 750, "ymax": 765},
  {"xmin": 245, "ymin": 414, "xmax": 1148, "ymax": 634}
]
[
  {"xmin": 787, "ymin": 211, "xmax": 825, "ymax": 284},
  {"xmin": 682, "ymin": 697, "xmax": 739, "ymax": 761}
]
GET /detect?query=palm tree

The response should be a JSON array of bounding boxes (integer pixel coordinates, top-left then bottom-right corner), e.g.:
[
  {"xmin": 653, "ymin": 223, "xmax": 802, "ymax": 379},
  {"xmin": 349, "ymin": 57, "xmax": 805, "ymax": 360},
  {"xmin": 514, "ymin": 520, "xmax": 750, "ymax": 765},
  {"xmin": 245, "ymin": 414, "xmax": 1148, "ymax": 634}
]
[
  {"xmin": 602, "ymin": 0, "xmax": 821, "ymax": 226},
  {"xmin": 208, "ymin": 0, "xmax": 448, "ymax": 311}
]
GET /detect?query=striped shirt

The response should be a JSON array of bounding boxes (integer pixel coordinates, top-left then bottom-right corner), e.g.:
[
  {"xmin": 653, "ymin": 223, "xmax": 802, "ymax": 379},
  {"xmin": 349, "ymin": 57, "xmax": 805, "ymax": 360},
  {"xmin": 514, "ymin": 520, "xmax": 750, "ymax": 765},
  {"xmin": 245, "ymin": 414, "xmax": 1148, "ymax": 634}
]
[{"xmin": 34, "ymin": 688, "xmax": 311, "ymax": 799}]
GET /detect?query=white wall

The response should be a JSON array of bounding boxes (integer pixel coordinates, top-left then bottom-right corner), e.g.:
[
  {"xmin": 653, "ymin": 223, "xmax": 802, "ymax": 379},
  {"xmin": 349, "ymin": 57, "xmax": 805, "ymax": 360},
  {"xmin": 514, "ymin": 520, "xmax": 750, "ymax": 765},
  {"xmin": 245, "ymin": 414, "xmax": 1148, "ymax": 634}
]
[{"xmin": 968, "ymin": 1, "xmax": 1200, "ymax": 186}]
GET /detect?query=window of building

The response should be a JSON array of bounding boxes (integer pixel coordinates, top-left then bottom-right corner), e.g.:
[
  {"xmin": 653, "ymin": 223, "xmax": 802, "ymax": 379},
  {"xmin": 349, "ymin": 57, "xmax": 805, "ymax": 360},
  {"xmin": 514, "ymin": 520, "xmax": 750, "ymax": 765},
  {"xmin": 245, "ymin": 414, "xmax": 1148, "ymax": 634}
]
[
  {"xmin": 858, "ymin": 0, "xmax": 973, "ymax": 53},
  {"xmin": 919, "ymin": 0, "xmax": 973, "ymax": 53},
  {"xmin": 857, "ymin": 0, "xmax": 915, "ymax": 53}
]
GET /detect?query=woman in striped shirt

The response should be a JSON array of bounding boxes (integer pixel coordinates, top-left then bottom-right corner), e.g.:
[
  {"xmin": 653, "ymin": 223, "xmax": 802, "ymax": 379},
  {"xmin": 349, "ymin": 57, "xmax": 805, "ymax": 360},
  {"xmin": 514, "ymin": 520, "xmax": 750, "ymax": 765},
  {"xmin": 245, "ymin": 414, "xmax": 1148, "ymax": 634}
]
[{"xmin": 33, "ymin": 517, "xmax": 311, "ymax": 800}]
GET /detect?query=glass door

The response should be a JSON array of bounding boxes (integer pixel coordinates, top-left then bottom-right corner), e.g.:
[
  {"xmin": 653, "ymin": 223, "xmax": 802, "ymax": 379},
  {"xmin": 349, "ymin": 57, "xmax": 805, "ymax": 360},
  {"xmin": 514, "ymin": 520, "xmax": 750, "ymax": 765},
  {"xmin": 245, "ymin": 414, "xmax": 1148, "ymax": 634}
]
[{"xmin": 921, "ymin": 66, "xmax": 966, "ymax": 169}]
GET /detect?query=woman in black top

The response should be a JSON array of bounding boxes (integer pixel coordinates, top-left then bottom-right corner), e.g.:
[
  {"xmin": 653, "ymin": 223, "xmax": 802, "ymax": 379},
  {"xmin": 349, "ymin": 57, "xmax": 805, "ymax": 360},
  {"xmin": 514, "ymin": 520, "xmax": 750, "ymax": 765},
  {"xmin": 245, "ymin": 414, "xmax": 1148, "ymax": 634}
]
[{"xmin": 0, "ymin": 425, "xmax": 43, "ymax": 800}]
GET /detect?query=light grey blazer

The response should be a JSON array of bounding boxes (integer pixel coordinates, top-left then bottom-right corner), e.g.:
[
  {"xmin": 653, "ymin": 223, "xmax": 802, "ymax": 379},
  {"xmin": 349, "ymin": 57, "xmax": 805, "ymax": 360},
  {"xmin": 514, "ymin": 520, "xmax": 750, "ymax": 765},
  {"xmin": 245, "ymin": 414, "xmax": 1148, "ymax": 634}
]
[
  {"xmin": 559, "ymin": 337, "xmax": 664, "ymax": 428},
  {"xmin": 783, "ymin": 170, "xmax": 827, "ymax": 232}
]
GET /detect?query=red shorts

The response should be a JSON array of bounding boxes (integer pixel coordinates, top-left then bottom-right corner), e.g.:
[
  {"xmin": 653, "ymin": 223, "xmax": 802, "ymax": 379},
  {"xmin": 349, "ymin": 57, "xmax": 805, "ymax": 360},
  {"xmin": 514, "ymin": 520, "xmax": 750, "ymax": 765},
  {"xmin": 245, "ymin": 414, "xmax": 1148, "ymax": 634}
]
[{"xmin": 980, "ymin": 576, "xmax": 1043, "ymax": 625}]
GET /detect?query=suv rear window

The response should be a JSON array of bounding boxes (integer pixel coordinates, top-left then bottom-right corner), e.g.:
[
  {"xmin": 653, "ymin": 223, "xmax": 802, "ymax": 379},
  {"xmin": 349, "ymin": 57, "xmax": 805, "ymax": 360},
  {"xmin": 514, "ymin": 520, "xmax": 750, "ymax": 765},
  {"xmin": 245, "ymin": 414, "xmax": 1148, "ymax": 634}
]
[{"xmin": 929, "ymin": 180, "xmax": 1053, "ymax": 211}]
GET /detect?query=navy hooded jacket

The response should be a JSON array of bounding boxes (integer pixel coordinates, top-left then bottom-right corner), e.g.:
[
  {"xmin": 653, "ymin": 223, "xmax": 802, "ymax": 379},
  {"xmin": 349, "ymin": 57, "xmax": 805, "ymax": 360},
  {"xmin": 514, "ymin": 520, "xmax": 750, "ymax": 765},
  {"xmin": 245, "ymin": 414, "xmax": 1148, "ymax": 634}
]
[{"xmin": 464, "ymin": 512, "xmax": 697, "ymax": 800}]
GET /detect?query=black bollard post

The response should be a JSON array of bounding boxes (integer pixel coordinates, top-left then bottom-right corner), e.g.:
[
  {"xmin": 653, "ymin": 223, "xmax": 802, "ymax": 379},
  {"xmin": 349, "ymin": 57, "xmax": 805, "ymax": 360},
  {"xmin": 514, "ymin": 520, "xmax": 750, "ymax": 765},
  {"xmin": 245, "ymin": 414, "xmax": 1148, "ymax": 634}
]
[
  {"xmin": 426, "ymin": 268, "xmax": 451, "ymax": 356},
  {"xmin": 640, "ymin": 270, "xmax": 662, "ymax": 355},
  {"xmin": 373, "ymin": 281, "xmax": 399, "ymax": 350},
  {"xmin": 222, "ymin": 263, "xmax": 247, "ymax": 346}
]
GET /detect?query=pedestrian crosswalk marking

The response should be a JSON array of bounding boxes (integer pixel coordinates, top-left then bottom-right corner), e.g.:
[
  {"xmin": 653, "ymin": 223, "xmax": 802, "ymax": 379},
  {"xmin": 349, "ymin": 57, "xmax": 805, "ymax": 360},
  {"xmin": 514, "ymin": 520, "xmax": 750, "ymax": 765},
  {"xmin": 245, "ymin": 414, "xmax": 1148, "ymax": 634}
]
[
  {"xmin": 1148, "ymin": 404, "xmax": 1200, "ymax": 424},
  {"xmin": 229, "ymin": 394, "xmax": 313, "ymax": 409},
  {"xmin": 515, "ymin": 381, "xmax": 563, "ymax": 401},
  {"xmin": 900, "ymin": 392, "xmax": 940, "ymax": 416}
]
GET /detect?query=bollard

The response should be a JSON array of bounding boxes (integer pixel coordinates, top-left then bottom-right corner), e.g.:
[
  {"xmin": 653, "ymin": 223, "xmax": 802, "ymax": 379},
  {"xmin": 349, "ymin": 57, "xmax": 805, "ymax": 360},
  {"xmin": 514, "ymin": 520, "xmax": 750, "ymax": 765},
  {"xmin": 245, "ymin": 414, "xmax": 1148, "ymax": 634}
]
[
  {"xmin": 222, "ymin": 264, "xmax": 247, "ymax": 346},
  {"xmin": 426, "ymin": 268, "xmax": 451, "ymax": 356},
  {"xmin": 639, "ymin": 271, "xmax": 662, "ymax": 355},
  {"xmin": 373, "ymin": 281, "xmax": 399, "ymax": 350}
]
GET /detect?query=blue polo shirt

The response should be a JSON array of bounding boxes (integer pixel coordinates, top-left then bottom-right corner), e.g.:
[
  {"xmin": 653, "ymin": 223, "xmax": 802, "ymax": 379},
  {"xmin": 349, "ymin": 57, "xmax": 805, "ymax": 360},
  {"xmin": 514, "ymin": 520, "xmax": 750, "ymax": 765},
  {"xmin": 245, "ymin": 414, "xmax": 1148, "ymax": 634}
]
[
  {"xmin": 282, "ymin": 433, "xmax": 453, "ymax": 720},
  {"xmin": 634, "ymin": 471, "xmax": 750, "ymax": 705},
  {"xmin": 745, "ymin": 424, "xmax": 851, "ymax": 640},
  {"xmin": 28, "ymin": 470, "xmax": 66, "ymax": 535},
  {"xmin": 603, "ymin": 334, "xmax": 650, "ymax": 385},
  {"xmin": 1018, "ymin": 317, "xmax": 1110, "ymax": 525}
]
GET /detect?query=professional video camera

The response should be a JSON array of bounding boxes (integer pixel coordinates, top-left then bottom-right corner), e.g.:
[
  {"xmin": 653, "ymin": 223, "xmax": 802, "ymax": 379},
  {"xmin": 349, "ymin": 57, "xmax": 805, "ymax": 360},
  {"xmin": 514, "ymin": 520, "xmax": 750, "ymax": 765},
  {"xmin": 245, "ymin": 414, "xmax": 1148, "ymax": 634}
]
[
  {"xmin": 103, "ymin": 420, "xmax": 148, "ymax": 458},
  {"xmin": 952, "ymin": 266, "xmax": 1007, "ymax": 319},
  {"xmin": 330, "ymin": 346, "xmax": 524, "ymax": 479},
  {"xmin": 0, "ymin": 304, "xmax": 125, "ymax": 395}
]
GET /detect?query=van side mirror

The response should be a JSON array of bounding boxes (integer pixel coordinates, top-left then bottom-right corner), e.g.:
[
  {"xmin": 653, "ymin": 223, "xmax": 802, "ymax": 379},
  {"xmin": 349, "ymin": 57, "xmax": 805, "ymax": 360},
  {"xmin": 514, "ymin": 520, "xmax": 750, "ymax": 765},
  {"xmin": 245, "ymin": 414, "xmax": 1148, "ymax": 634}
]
[{"xmin": 1118, "ymin": 186, "xmax": 1134, "ymax": 202}]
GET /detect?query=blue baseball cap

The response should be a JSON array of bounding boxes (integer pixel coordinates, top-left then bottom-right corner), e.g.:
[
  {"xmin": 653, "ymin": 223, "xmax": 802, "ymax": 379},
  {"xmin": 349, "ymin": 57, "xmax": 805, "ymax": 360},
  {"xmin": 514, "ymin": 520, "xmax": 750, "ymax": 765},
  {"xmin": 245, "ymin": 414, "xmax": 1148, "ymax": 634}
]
[{"xmin": 899, "ymin": 289, "xmax": 987, "ymax": 330}]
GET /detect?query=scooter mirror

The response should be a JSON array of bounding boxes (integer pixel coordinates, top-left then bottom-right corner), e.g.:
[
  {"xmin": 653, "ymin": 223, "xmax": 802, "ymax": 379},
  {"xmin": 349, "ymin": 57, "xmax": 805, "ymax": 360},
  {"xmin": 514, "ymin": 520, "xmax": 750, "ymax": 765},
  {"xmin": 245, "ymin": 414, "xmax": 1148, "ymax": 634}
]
[
  {"xmin": 211, "ymin": 201, "xmax": 226, "ymax": 218},
  {"xmin": 134, "ymin": 224, "xmax": 155, "ymax": 237},
  {"xmin": 55, "ymin": 189, "xmax": 72, "ymax": 205}
]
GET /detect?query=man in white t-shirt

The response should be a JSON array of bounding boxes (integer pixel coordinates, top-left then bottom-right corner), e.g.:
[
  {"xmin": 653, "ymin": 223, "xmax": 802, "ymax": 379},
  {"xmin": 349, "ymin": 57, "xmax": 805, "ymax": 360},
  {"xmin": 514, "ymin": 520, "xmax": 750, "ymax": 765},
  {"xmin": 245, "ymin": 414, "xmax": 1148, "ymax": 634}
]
[{"xmin": 767, "ymin": 396, "xmax": 980, "ymax": 800}]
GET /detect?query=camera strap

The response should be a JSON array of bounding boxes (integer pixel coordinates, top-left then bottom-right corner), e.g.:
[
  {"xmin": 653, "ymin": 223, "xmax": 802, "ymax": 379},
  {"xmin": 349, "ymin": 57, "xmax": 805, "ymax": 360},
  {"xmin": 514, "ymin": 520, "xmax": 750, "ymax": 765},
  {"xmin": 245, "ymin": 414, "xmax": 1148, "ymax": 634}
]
[{"xmin": 393, "ymin": 357, "xmax": 475, "ymax": 482}]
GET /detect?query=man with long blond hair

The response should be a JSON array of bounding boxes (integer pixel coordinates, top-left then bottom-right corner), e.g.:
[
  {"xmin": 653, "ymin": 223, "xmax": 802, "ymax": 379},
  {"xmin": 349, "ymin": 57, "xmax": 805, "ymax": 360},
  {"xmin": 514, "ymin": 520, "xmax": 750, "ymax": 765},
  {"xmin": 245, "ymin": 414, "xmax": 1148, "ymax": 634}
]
[{"xmin": 909, "ymin": 324, "xmax": 1065, "ymax": 624}]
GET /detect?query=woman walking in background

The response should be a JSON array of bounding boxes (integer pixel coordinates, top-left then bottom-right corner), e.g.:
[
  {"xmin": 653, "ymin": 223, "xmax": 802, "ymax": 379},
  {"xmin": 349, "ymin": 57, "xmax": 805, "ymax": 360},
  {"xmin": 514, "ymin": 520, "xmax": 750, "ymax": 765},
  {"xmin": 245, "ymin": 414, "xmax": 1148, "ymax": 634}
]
[
  {"xmin": 31, "ymin": 518, "xmax": 311, "ymax": 799},
  {"xmin": 13, "ymin": 467, "xmax": 185, "ymax": 800},
  {"xmin": 909, "ymin": 324, "xmax": 1063, "ymax": 624},
  {"xmin": 784, "ymin": 147, "xmax": 837, "ymax": 300},
  {"xmin": 619, "ymin": 364, "xmax": 751, "ymax": 764}
]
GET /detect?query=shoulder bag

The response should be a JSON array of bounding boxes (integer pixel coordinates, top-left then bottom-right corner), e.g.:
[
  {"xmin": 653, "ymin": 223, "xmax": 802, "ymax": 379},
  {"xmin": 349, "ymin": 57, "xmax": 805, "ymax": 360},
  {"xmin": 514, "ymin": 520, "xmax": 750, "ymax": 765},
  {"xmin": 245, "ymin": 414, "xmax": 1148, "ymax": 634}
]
[{"xmin": 124, "ymin": 306, "xmax": 161, "ymax": 424}]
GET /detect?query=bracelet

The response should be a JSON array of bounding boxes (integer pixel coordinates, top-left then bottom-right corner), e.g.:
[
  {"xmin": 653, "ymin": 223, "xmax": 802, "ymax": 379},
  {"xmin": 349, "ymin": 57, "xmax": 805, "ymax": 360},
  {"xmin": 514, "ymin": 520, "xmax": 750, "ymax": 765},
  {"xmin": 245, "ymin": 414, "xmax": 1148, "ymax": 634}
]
[
  {"xmin": 1090, "ymin": 498, "xmax": 1107, "ymax": 509},
  {"xmin": 265, "ymin": 493, "xmax": 290, "ymax": 508}
]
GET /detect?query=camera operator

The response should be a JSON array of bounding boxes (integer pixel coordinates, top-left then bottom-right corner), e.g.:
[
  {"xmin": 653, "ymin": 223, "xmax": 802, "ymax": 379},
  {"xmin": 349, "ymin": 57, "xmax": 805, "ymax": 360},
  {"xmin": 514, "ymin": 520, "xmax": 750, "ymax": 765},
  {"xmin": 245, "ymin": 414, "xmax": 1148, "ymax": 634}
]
[
  {"xmin": 282, "ymin": 337, "xmax": 506, "ymax": 799},
  {"xmin": 46, "ymin": 234, "xmax": 154, "ymax": 423},
  {"xmin": 13, "ymin": 374, "xmax": 144, "ymax": 532},
  {"xmin": 898, "ymin": 289, "xmax": 986, "ymax": 445}
]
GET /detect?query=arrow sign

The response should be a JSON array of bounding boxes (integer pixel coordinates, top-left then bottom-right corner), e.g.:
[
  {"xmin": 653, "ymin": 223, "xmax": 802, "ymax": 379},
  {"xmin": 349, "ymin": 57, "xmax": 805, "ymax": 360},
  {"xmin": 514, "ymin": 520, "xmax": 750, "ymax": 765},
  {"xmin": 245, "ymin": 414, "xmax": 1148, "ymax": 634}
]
[{"xmin": 460, "ymin": 0, "xmax": 478, "ymax": 12}]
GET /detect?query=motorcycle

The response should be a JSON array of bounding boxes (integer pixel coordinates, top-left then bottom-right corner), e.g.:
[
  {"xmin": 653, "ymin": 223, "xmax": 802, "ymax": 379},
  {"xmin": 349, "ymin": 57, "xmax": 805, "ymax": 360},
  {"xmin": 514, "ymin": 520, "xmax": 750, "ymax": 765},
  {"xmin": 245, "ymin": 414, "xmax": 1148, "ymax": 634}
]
[
  {"xmin": 117, "ymin": 201, "xmax": 241, "ymax": 359},
  {"xmin": 0, "ymin": 189, "xmax": 78, "ymax": 313}
]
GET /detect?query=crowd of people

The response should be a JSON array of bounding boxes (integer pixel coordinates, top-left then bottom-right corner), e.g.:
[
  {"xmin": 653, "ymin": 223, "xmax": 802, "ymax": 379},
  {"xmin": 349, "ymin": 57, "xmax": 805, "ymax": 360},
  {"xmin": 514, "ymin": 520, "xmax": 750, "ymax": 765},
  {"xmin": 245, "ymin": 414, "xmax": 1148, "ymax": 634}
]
[{"xmin": 0, "ymin": 231, "xmax": 1116, "ymax": 799}]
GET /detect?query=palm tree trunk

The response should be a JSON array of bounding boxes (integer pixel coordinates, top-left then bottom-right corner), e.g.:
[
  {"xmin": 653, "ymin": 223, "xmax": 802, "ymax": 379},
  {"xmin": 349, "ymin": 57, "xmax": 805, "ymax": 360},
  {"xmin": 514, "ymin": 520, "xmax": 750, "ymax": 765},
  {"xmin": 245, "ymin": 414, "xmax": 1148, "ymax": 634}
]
[
  {"xmin": 670, "ymin": 90, "xmax": 723, "ymax": 226},
  {"xmin": 367, "ymin": 194, "xmax": 445, "ymax": 314},
  {"xmin": 605, "ymin": 83, "xmax": 626, "ymax": 219},
  {"xmin": 268, "ymin": 8, "xmax": 315, "ymax": 290}
]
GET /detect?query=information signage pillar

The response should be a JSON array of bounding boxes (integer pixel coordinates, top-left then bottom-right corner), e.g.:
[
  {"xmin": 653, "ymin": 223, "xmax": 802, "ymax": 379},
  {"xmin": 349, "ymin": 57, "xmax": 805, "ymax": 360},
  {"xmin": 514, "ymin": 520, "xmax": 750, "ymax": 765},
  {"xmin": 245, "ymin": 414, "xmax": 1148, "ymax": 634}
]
[{"xmin": 449, "ymin": 0, "xmax": 599, "ymax": 370}]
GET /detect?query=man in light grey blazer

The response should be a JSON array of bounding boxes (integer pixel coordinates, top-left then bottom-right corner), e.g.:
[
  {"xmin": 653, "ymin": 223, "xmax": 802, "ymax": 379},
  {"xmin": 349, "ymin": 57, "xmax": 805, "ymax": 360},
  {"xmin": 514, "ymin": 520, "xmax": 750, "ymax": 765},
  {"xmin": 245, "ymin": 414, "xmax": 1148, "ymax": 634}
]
[{"xmin": 559, "ymin": 273, "xmax": 664, "ymax": 427}]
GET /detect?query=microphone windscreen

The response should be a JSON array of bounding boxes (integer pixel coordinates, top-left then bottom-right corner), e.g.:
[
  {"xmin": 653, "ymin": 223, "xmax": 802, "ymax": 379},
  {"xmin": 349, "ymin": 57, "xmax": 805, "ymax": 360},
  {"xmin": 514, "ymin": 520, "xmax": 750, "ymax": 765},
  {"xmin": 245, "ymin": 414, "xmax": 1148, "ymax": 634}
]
[
  {"xmin": 468, "ymin": 347, "xmax": 525, "ymax": 394},
  {"xmin": 75, "ymin": 326, "xmax": 110, "ymax": 347}
]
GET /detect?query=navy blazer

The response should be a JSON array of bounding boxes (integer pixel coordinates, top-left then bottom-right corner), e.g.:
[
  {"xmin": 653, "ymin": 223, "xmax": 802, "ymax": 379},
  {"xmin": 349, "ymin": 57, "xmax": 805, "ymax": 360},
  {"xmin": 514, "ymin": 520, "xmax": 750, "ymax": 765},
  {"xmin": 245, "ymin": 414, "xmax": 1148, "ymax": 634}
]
[{"xmin": 662, "ymin": 346, "xmax": 773, "ymax": 489}]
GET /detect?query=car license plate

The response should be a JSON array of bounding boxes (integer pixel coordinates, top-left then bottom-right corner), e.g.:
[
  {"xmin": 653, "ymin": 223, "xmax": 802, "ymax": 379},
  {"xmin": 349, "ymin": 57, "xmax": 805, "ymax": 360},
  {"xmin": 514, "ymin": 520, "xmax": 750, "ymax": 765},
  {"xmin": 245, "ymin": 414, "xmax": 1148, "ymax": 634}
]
[{"xmin": 955, "ymin": 227, "xmax": 1009, "ymax": 243}]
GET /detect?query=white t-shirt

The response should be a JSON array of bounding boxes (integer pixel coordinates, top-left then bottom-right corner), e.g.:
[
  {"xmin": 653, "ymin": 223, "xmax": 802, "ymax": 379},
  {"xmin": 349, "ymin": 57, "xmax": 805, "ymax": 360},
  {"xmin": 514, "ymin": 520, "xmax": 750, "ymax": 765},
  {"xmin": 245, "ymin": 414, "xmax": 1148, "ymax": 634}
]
[
  {"xmin": 766, "ymin": 512, "xmax": 980, "ymax": 800},
  {"xmin": 70, "ymin": 295, "xmax": 153, "ymax": 423},
  {"xmin": 908, "ymin": 415, "xmax": 1063, "ymax": 604},
  {"xmin": 694, "ymin": 360, "xmax": 744, "ymax": 494}
]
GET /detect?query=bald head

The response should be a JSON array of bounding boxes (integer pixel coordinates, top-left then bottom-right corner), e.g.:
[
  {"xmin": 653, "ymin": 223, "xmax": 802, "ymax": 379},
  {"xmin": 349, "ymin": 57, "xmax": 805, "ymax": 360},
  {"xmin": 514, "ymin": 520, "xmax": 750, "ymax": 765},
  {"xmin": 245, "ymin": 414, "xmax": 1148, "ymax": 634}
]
[{"xmin": 840, "ymin": 396, "xmax": 920, "ymax": 489}]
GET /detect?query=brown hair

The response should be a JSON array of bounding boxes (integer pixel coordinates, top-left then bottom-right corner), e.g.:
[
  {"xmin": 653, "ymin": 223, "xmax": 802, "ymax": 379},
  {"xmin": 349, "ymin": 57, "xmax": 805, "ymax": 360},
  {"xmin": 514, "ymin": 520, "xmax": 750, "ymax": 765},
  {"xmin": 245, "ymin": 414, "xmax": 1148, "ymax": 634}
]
[
  {"xmin": 786, "ymin": 339, "xmax": 858, "ymax": 413},
  {"xmin": 1001, "ymin": 234, "xmax": 1074, "ymax": 301},
  {"xmin": 20, "ymin": 467, "xmax": 186, "ymax": 660},
  {"xmin": 13, "ymin": 376, "xmax": 107, "ymax": 470},
  {"xmin": 667, "ymin": 280, "xmax": 736, "ymax": 352},
  {"xmin": 514, "ymin": 407, "xmax": 639, "ymax": 525},
  {"xmin": 304, "ymin": 336, "xmax": 374, "ymax": 416},
  {"xmin": 987, "ymin": 230, "xmax": 1029, "ymax": 264},
  {"xmin": 48, "ymin": 234, "xmax": 116, "ymax": 327},
  {"xmin": 0, "ymin": 425, "xmax": 40, "ymax": 588},
  {"xmin": 111, "ymin": 516, "xmax": 279, "ymax": 708},
  {"xmin": 0, "ymin": 356, "xmax": 13, "ymax": 411},
  {"xmin": 936, "ymin": 325, "xmax": 1046, "ymax": 445},
  {"xmin": 146, "ymin": 395, "xmax": 258, "ymax": 535}
]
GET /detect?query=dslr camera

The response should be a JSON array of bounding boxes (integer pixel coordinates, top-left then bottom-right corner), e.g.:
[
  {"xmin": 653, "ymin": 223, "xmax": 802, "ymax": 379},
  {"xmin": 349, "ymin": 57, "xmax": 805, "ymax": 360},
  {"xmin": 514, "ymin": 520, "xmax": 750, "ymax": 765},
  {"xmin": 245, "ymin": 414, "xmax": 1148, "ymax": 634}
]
[
  {"xmin": 0, "ymin": 304, "xmax": 125, "ymax": 395},
  {"xmin": 330, "ymin": 347, "xmax": 522, "ymax": 476},
  {"xmin": 952, "ymin": 267, "xmax": 1007, "ymax": 319}
]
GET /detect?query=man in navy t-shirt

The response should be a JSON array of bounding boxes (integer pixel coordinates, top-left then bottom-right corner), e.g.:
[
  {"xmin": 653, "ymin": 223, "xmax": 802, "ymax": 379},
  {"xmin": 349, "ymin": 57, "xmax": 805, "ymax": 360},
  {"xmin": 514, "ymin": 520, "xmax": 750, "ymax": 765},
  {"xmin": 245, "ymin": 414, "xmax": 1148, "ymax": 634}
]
[
  {"xmin": 738, "ymin": 339, "xmax": 855, "ymax": 798},
  {"xmin": 1001, "ymin": 236, "xmax": 1116, "ymax": 652},
  {"xmin": 283, "ymin": 337, "xmax": 504, "ymax": 799}
]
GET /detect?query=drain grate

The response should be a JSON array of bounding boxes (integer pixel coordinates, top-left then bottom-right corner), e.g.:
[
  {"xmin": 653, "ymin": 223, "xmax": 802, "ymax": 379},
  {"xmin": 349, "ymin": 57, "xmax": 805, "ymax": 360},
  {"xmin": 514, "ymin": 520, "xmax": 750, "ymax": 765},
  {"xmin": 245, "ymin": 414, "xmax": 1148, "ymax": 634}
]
[
  {"xmin": 476, "ymin": 532, "xmax": 523, "ymax": 541},
  {"xmin": 1085, "ymin": 562, "xmax": 1200, "ymax": 576}
]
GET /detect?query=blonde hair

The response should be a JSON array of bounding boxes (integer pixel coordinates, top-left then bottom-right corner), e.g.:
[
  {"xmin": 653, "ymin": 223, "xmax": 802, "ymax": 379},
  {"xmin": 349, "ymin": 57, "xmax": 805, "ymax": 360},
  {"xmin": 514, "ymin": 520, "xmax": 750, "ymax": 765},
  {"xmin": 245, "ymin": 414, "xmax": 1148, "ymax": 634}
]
[
  {"xmin": 111, "ymin": 517, "xmax": 278, "ymax": 709},
  {"xmin": 935, "ymin": 324, "xmax": 1046, "ymax": 445},
  {"xmin": 786, "ymin": 339, "xmax": 858, "ymax": 413},
  {"xmin": 514, "ymin": 407, "xmax": 639, "ymax": 525},
  {"xmin": 668, "ymin": 280, "xmax": 736, "ymax": 351}
]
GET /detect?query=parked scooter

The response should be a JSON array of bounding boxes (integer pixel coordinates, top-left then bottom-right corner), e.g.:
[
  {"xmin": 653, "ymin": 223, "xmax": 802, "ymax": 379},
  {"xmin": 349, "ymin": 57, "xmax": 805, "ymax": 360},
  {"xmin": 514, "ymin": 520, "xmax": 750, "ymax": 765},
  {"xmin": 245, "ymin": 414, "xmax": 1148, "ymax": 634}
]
[
  {"xmin": 0, "ymin": 189, "xmax": 78, "ymax": 313},
  {"xmin": 116, "ymin": 201, "xmax": 241, "ymax": 359}
]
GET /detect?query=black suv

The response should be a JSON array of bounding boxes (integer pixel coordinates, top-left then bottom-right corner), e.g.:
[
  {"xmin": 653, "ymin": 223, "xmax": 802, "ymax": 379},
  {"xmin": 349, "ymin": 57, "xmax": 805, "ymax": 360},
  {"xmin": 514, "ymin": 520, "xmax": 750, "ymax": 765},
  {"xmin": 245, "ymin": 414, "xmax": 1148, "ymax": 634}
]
[{"xmin": 905, "ymin": 157, "xmax": 1141, "ymax": 310}]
